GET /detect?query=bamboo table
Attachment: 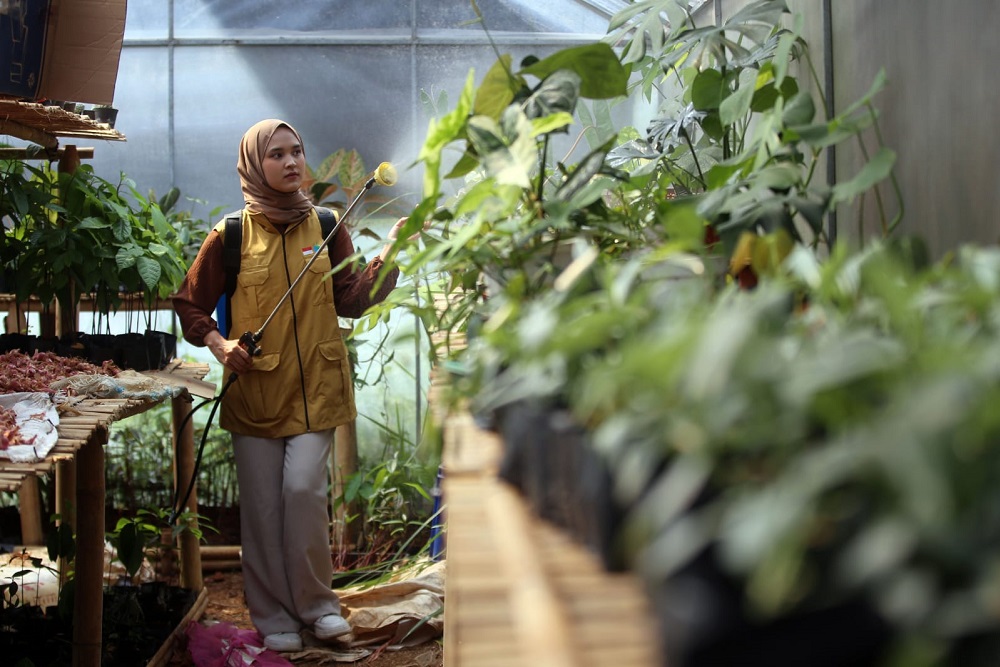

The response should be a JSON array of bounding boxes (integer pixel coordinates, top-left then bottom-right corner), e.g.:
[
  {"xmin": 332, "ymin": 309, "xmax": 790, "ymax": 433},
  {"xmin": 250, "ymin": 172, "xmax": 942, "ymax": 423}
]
[{"xmin": 0, "ymin": 360, "xmax": 215, "ymax": 667}]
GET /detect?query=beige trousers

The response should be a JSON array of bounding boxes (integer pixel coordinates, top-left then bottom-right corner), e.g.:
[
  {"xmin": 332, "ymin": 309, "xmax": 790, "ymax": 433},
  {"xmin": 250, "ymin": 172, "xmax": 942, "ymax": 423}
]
[{"xmin": 233, "ymin": 429, "xmax": 340, "ymax": 637}]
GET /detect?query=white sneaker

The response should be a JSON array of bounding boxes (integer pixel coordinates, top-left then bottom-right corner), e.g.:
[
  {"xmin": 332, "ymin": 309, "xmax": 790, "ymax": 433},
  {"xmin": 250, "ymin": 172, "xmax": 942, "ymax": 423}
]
[
  {"xmin": 314, "ymin": 613, "xmax": 352, "ymax": 640},
  {"xmin": 263, "ymin": 632, "xmax": 303, "ymax": 652}
]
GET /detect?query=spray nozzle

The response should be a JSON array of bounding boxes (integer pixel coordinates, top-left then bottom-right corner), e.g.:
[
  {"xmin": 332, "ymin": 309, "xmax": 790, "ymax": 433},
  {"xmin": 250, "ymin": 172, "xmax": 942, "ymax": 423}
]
[{"xmin": 374, "ymin": 162, "xmax": 397, "ymax": 187}]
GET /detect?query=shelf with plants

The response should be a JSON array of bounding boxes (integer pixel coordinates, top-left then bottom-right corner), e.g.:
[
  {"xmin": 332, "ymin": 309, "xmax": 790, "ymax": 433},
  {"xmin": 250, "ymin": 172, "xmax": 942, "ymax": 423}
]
[
  {"xmin": 358, "ymin": 1, "xmax": 1000, "ymax": 665},
  {"xmin": 0, "ymin": 156, "xmax": 190, "ymax": 370}
]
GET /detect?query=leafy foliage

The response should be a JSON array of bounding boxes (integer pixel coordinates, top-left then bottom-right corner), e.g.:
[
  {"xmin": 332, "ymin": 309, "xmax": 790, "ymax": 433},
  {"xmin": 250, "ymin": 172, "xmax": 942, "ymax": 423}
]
[{"xmin": 1, "ymin": 161, "xmax": 190, "ymax": 321}]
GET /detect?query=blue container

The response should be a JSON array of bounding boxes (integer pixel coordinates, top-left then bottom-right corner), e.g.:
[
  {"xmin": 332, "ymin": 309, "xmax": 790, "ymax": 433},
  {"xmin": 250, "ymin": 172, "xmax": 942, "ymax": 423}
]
[{"xmin": 429, "ymin": 466, "xmax": 445, "ymax": 561}]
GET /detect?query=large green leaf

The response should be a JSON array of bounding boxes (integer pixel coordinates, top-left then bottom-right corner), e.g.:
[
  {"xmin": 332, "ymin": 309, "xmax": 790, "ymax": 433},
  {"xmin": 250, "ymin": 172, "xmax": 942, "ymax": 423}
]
[
  {"xmin": 781, "ymin": 90, "xmax": 815, "ymax": 126},
  {"xmin": 531, "ymin": 112, "xmax": 574, "ymax": 138},
  {"xmin": 473, "ymin": 54, "xmax": 519, "ymax": 119},
  {"xmin": 720, "ymin": 68, "xmax": 758, "ymax": 127},
  {"xmin": 554, "ymin": 139, "xmax": 614, "ymax": 203},
  {"xmin": 115, "ymin": 523, "xmax": 145, "ymax": 577},
  {"xmin": 691, "ymin": 69, "xmax": 725, "ymax": 111},
  {"xmin": 520, "ymin": 43, "xmax": 627, "ymax": 99},
  {"xmin": 467, "ymin": 108, "xmax": 536, "ymax": 189},
  {"xmin": 137, "ymin": 255, "xmax": 162, "ymax": 291},
  {"xmin": 832, "ymin": 147, "xmax": 896, "ymax": 204},
  {"xmin": 523, "ymin": 70, "xmax": 581, "ymax": 121}
]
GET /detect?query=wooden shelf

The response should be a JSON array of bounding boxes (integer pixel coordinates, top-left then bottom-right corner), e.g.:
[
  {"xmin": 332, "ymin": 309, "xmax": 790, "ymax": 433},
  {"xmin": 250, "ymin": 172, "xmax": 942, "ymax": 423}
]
[
  {"xmin": 439, "ymin": 410, "xmax": 662, "ymax": 667},
  {"xmin": 0, "ymin": 361, "xmax": 214, "ymax": 667},
  {"xmin": 0, "ymin": 98, "xmax": 124, "ymax": 150}
]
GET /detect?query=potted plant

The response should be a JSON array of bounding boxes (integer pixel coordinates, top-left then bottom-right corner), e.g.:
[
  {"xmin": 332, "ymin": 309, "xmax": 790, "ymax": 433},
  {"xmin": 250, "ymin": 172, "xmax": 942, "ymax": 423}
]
[
  {"xmin": 93, "ymin": 104, "xmax": 118, "ymax": 128},
  {"xmin": 6, "ymin": 162, "xmax": 189, "ymax": 368}
]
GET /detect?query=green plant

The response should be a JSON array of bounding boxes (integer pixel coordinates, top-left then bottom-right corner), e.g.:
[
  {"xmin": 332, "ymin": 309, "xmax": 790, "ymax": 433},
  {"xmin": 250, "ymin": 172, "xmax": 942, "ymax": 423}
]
[
  {"xmin": 3, "ymin": 162, "xmax": 190, "ymax": 327},
  {"xmin": 603, "ymin": 0, "xmax": 902, "ymax": 278},
  {"xmin": 146, "ymin": 187, "xmax": 221, "ymax": 272},
  {"xmin": 358, "ymin": 40, "xmax": 631, "ymax": 369},
  {"xmin": 109, "ymin": 507, "xmax": 215, "ymax": 586},
  {"xmin": 303, "ymin": 147, "xmax": 407, "ymax": 247},
  {"xmin": 107, "ymin": 390, "xmax": 237, "ymax": 510},
  {"xmin": 334, "ymin": 412, "xmax": 437, "ymax": 569}
]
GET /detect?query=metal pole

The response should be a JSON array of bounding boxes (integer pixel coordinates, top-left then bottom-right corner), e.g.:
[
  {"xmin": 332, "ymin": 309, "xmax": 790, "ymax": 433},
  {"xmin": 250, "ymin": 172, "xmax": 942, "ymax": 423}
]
[{"xmin": 823, "ymin": 0, "xmax": 837, "ymax": 245}]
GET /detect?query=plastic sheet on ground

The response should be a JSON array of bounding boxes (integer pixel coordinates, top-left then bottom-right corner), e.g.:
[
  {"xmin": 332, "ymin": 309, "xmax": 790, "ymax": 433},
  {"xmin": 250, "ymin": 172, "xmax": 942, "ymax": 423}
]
[
  {"xmin": 187, "ymin": 561, "xmax": 446, "ymax": 665},
  {"xmin": 187, "ymin": 622, "xmax": 295, "ymax": 667},
  {"xmin": 291, "ymin": 559, "xmax": 446, "ymax": 662},
  {"xmin": 49, "ymin": 369, "xmax": 184, "ymax": 401},
  {"xmin": 0, "ymin": 392, "xmax": 59, "ymax": 463}
]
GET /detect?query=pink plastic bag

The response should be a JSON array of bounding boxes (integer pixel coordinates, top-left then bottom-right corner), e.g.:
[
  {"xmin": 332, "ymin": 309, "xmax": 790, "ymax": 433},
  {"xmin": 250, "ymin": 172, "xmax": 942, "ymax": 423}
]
[{"xmin": 186, "ymin": 621, "xmax": 294, "ymax": 667}]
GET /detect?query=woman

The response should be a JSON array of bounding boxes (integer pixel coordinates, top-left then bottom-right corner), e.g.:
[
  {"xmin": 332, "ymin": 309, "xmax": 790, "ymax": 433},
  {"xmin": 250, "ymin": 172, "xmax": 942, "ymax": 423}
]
[{"xmin": 173, "ymin": 119, "xmax": 405, "ymax": 652}]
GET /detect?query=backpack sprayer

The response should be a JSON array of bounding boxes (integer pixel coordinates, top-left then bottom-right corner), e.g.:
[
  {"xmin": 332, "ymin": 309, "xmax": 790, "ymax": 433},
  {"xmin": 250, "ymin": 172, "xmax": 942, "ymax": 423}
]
[{"xmin": 168, "ymin": 161, "xmax": 398, "ymax": 524}]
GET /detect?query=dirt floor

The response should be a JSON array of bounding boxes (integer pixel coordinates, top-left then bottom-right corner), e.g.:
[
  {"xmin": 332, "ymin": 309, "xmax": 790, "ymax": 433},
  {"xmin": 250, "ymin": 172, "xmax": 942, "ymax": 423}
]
[{"xmin": 173, "ymin": 569, "xmax": 444, "ymax": 667}]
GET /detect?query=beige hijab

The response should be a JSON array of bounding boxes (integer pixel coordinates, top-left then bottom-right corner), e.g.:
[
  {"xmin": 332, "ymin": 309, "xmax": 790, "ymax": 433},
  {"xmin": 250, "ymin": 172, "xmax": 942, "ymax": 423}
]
[{"xmin": 237, "ymin": 119, "xmax": 313, "ymax": 225}]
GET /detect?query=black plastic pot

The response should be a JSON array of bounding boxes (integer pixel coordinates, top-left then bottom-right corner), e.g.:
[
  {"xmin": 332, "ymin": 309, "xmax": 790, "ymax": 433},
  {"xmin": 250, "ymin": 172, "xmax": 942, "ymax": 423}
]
[
  {"xmin": 29, "ymin": 335, "xmax": 57, "ymax": 354},
  {"xmin": 93, "ymin": 106, "xmax": 118, "ymax": 128},
  {"xmin": 86, "ymin": 334, "xmax": 121, "ymax": 367},
  {"xmin": 145, "ymin": 329, "xmax": 177, "ymax": 369},
  {"xmin": 115, "ymin": 332, "xmax": 152, "ymax": 371},
  {"xmin": 56, "ymin": 332, "xmax": 89, "ymax": 359},
  {"xmin": 0, "ymin": 333, "xmax": 33, "ymax": 354},
  {"xmin": 496, "ymin": 400, "xmax": 627, "ymax": 571}
]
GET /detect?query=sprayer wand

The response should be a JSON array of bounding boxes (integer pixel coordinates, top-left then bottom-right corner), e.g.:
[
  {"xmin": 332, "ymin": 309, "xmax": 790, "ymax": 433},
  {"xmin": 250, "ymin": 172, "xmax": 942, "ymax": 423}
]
[{"xmin": 237, "ymin": 161, "xmax": 398, "ymax": 359}]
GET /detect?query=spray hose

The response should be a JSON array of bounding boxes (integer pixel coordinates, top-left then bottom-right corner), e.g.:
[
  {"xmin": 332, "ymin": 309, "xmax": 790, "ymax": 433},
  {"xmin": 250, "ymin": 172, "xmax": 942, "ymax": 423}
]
[{"xmin": 167, "ymin": 162, "xmax": 398, "ymax": 525}]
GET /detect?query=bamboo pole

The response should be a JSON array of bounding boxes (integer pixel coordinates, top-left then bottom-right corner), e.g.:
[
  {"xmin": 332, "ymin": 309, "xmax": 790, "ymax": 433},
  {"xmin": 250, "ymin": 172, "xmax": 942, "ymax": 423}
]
[
  {"xmin": 0, "ymin": 118, "xmax": 58, "ymax": 149},
  {"xmin": 56, "ymin": 145, "xmax": 81, "ymax": 337},
  {"xmin": 73, "ymin": 428, "xmax": 107, "ymax": 667},
  {"xmin": 172, "ymin": 391, "xmax": 203, "ymax": 591},
  {"xmin": 331, "ymin": 419, "xmax": 359, "ymax": 551},
  {"xmin": 0, "ymin": 147, "xmax": 95, "ymax": 160},
  {"xmin": 17, "ymin": 475, "xmax": 43, "ymax": 545}
]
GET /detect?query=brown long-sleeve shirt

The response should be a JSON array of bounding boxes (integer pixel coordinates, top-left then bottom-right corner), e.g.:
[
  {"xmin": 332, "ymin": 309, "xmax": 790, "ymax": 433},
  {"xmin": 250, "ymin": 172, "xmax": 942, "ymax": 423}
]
[{"xmin": 172, "ymin": 221, "xmax": 399, "ymax": 347}]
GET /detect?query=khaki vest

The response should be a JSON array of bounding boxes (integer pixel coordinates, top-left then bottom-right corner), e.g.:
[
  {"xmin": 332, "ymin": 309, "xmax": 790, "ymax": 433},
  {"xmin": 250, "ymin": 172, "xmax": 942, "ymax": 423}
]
[{"xmin": 216, "ymin": 209, "xmax": 356, "ymax": 438}]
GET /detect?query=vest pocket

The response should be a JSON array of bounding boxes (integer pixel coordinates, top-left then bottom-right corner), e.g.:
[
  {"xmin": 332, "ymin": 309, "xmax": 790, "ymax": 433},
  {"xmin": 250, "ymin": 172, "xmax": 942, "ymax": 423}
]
[
  {"xmin": 317, "ymin": 339, "xmax": 354, "ymax": 409},
  {"xmin": 236, "ymin": 265, "xmax": 272, "ymax": 318},
  {"xmin": 240, "ymin": 352, "xmax": 281, "ymax": 422},
  {"xmin": 306, "ymin": 251, "xmax": 334, "ymax": 307}
]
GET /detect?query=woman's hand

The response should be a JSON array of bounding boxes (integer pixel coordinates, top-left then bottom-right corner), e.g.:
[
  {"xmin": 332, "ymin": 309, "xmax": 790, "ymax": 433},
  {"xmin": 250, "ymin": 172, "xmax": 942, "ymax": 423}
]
[
  {"xmin": 387, "ymin": 217, "xmax": 420, "ymax": 241},
  {"xmin": 205, "ymin": 329, "xmax": 253, "ymax": 375},
  {"xmin": 380, "ymin": 217, "xmax": 429, "ymax": 258}
]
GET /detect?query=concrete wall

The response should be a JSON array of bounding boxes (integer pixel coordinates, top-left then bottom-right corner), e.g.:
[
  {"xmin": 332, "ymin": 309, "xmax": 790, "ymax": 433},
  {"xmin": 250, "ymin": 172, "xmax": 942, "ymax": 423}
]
[{"xmin": 696, "ymin": 0, "xmax": 1000, "ymax": 257}]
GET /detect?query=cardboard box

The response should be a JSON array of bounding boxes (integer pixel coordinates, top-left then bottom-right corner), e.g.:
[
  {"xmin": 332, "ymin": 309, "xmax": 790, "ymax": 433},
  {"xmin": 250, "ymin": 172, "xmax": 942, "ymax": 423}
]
[{"xmin": 0, "ymin": 0, "xmax": 125, "ymax": 104}]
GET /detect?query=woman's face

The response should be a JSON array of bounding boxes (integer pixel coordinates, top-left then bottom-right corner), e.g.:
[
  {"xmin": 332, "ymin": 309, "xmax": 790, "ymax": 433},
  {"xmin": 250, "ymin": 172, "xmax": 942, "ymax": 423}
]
[{"xmin": 262, "ymin": 127, "xmax": 306, "ymax": 193}]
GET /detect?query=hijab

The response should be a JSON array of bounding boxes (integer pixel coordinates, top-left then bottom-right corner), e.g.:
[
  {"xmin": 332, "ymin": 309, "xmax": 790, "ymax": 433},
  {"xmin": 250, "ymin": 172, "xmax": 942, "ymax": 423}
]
[{"xmin": 237, "ymin": 118, "xmax": 313, "ymax": 225}]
